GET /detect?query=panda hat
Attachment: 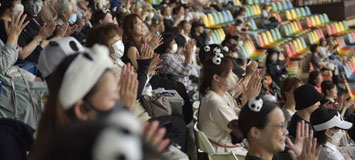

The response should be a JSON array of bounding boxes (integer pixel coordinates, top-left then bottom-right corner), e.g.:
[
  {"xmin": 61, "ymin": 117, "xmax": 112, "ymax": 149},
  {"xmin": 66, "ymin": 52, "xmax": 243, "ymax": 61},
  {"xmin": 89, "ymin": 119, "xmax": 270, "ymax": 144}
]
[{"xmin": 38, "ymin": 37, "xmax": 84, "ymax": 78}]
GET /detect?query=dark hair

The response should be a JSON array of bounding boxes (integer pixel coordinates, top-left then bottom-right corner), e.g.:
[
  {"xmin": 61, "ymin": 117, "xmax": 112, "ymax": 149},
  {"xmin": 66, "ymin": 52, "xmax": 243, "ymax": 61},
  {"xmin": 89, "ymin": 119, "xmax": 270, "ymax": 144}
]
[
  {"xmin": 155, "ymin": 33, "xmax": 175, "ymax": 54},
  {"xmin": 280, "ymin": 76, "xmax": 304, "ymax": 100},
  {"xmin": 91, "ymin": 9, "xmax": 111, "ymax": 26},
  {"xmin": 308, "ymin": 71, "xmax": 321, "ymax": 86},
  {"xmin": 229, "ymin": 100, "xmax": 278, "ymax": 143},
  {"xmin": 199, "ymin": 46, "xmax": 232, "ymax": 96},
  {"xmin": 175, "ymin": 33, "xmax": 186, "ymax": 48},
  {"xmin": 321, "ymin": 80, "xmax": 336, "ymax": 95},
  {"xmin": 319, "ymin": 38, "xmax": 327, "ymax": 45},
  {"xmin": 265, "ymin": 48, "xmax": 279, "ymax": 66},
  {"xmin": 86, "ymin": 23, "xmax": 120, "ymax": 48},
  {"xmin": 310, "ymin": 44, "xmax": 318, "ymax": 53},
  {"xmin": 0, "ymin": 0, "xmax": 16, "ymax": 16},
  {"xmin": 172, "ymin": 5, "xmax": 183, "ymax": 15},
  {"xmin": 234, "ymin": 7, "xmax": 245, "ymax": 17},
  {"xmin": 235, "ymin": 19, "xmax": 243, "ymax": 25},
  {"xmin": 122, "ymin": 14, "xmax": 142, "ymax": 45}
]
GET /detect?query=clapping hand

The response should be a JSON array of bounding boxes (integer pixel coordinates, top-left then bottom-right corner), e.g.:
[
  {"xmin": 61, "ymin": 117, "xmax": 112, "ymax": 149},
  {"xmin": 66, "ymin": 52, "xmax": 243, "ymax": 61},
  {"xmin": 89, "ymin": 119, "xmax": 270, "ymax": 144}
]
[{"xmin": 118, "ymin": 63, "xmax": 138, "ymax": 109}]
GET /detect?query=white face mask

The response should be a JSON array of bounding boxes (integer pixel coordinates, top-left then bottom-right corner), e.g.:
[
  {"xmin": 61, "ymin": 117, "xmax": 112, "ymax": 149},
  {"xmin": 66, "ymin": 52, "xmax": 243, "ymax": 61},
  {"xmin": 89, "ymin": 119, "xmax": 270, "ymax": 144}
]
[
  {"xmin": 226, "ymin": 73, "xmax": 237, "ymax": 90},
  {"xmin": 13, "ymin": 4, "xmax": 24, "ymax": 14},
  {"xmin": 171, "ymin": 44, "xmax": 178, "ymax": 54},
  {"xmin": 111, "ymin": 40, "xmax": 125, "ymax": 60},
  {"xmin": 330, "ymin": 130, "xmax": 344, "ymax": 145},
  {"xmin": 271, "ymin": 53, "xmax": 278, "ymax": 62},
  {"xmin": 147, "ymin": 12, "xmax": 154, "ymax": 19}
]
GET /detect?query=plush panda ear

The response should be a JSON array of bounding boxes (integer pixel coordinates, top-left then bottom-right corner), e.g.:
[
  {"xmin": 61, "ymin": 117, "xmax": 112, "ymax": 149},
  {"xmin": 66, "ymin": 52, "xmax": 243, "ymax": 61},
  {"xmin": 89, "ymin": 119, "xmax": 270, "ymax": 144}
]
[{"xmin": 248, "ymin": 97, "xmax": 263, "ymax": 112}]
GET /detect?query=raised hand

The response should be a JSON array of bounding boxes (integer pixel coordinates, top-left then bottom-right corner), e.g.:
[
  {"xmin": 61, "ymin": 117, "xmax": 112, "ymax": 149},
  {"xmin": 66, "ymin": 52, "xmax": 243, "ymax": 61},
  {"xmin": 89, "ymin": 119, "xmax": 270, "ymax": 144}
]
[
  {"xmin": 243, "ymin": 73, "xmax": 262, "ymax": 101},
  {"xmin": 148, "ymin": 53, "xmax": 163, "ymax": 76},
  {"xmin": 65, "ymin": 24, "xmax": 78, "ymax": 37},
  {"xmin": 246, "ymin": 60, "xmax": 258, "ymax": 76},
  {"xmin": 37, "ymin": 21, "xmax": 56, "ymax": 41},
  {"xmin": 55, "ymin": 23, "xmax": 69, "ymax": 39},
  {"xmin": 148, "ymin": 34, "xmax": 163, "ymax": 50},
  {"xmin": 143, "ymin": 120, "xmax": 170, "ymax": 152},
  {"xmin": 5, "ymin": 12, "xmax": 29, "ymax": 47},
  {"xmin": 287, "ymin": 122, "xmax": 322, "ymax": 160},
  {"xmin": 138, "ymin": 43, "xmax": 154, "ymax": 60},
  {"xmin": 118, "ymin": 63, "xmax": 138, "ymax": 108}
]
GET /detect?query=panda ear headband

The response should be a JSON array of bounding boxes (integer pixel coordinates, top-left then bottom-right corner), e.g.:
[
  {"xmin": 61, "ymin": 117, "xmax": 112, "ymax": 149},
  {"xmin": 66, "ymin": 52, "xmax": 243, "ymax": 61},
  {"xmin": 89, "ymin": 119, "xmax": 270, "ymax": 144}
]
[
  {"xmin": 212, "ymin": 47, "xmax": 224, "ymax": 65},
  {"xmin": 248, "ymin": 97, "xmax": 263, "ymax": 112}
]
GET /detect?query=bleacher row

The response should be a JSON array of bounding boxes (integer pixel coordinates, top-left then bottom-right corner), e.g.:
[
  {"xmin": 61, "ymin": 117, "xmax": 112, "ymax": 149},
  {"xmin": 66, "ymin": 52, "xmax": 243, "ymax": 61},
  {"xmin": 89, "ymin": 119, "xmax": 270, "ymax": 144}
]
[{"xmin": 190, "ymin": 1, "xmax": 355, "ymax": 158}]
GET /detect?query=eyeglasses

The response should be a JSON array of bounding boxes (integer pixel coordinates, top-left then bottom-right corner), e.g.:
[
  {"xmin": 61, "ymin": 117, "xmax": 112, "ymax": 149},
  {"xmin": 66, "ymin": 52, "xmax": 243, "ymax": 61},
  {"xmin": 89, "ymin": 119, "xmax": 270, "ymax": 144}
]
[{"xmin": 271, "ymin": 122, "xmax": 288, "ymax": 130}]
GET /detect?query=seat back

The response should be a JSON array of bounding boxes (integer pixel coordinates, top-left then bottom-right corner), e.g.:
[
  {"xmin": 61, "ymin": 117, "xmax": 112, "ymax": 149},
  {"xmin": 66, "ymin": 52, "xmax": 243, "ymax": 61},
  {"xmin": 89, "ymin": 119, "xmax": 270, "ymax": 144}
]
[
  {"xmin": 305, "ymin": 6, "xmax": 311, "ymax": 16},
  {"xmin": 194, "ymin": 123, "xmax": 216, "ymax": 154}
]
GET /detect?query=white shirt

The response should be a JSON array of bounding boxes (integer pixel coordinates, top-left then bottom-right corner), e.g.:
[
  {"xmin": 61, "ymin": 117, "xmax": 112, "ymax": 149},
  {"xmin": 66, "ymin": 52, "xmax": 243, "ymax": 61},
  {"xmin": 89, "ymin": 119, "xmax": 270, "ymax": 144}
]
[
  {"xmin": 198, "ymin": 90, "xmax": 242, "ymax": 153},
  {"xmin": 319, "ymin": 142, "xmax": 345, "ymax": 160}
]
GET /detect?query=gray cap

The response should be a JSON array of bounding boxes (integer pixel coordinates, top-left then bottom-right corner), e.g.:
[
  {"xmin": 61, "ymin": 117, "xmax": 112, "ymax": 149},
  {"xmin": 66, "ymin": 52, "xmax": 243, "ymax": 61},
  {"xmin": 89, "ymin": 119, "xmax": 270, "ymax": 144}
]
[{"xmin": 37, "ymin": 37, "xmax": 84, "ymax": 78}]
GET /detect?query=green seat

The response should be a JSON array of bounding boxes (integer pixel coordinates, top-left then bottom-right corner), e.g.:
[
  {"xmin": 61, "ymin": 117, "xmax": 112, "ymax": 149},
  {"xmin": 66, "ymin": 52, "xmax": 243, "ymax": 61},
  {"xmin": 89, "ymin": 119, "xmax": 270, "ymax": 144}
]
[
  {"xmin": 272, "ymin": 3, "xmax": 278, "ymax": 12},
  {"xmin": 242, "ymin": 46, "xmax": 249, "ymax": 58},
  {"xmin": 319, "ymin": 15, "xmax": 325, "ymax": 24},
  {"xmin": 343, "ymin": 21, "xmax": 349, "ymax": 30},
  {"xmin": 271, "ymin": 29, "xmax": 278, "ymax": 41},
  {"xmin": 276, "ymin": 29, "xmax": 282, "ymax": 40},
  {"xmin": 300, "ymin": 8, "xmax": 307, "ymax": 17},
  {"xmin": 246, "ymin": 7, "xmax": 251, "ymax": 17},
  {"xmin": 285, "ymin": 24, "xmax": 291, "ymax": 36},
  {"xmin": 301, "ymin": 37, "xmax": 308, "ymax": 49},
  {"xmin": 295, "ymin": 8, "xmax": 301, "ymax": 18},
  {"xmin": 212, "ymin": 13, "xmax": 219, "ymax": 25},
  {"xmin": 277, "ymin": 2, "xmax": 283, "ymax": 11},
  {"xmin": 254, "ymin": 0, "xmax": 259, "ymax": 5},
  {"xmin": 217, "ymin": 12, "xmax": 225, "ymax": 24},
  {"xmin": 308, "ymin": 33, "xmax": 314, "ymax": 45},
  {"xmin": 247, "ymin": 0, "xmax": 253, "ymax": 5},
  {"xmin": 323, "ymin": 13, "xmax": 330, "ymax": 23}
]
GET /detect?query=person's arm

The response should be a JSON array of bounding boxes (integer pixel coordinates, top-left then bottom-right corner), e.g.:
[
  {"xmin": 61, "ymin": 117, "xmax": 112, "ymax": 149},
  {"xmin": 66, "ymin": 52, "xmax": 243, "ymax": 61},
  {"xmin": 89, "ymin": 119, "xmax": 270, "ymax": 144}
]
[
  {"xmin": 1, "ymin": 13, "xmax": 28, "ymax": 71},
  {"xmin": 136, "ymin": 59, "xmax": 150, "ymax": 99},
  {"xmin": 162, "ymin": 55, "xmax": 194, "ymax": 76},
  {"xmin": 127, "ymin": 46, "xmax": 139, "ymax": 69},
  {"xmin": 18, "ymin": 22, "xmax": 55, "ymax": 60}
]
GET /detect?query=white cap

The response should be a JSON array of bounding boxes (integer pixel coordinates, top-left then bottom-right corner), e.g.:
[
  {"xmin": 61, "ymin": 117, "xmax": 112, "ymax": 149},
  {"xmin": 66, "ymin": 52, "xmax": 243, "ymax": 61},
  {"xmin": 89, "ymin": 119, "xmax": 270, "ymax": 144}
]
[
  {"xmin": 37, "ymin": 37, "xmax": 84, "ymax": 78},
  {"xmin": 313, "ymin": 112, "xmax": 353, "ymax": 131},
  {"xmin": 59, "ymin": 44, "xmax": 113, "ymax": 109}
]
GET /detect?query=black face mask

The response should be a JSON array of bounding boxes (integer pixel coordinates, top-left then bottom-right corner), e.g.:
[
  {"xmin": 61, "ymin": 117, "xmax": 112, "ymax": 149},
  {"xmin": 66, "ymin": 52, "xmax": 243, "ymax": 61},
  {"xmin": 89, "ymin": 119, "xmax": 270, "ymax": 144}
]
[{"xmin": 84, "ymin": 100, "xmax": 125, "ymax": 119}]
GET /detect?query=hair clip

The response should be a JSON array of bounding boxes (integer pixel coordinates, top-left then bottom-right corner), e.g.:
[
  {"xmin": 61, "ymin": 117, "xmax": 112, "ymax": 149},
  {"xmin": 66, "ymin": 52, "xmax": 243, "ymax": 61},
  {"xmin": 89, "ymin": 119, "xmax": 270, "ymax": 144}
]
[
  {"xmin": 212, "ymin": 51, "xmax": 224, "ymax": 65},
  {"xmin": 204, "ymin": 45, "xmax": 210, "ymax": 52},
  {"xmin": 223, "ymin": 46, "xmax": 229, "ymax": 52},
  {"xmin": 213, "ymin": 48, "xmax": 221, "ymax": 55},
  {"xmin": 248, "ymin": 97, "xmax": 263, "ymax": 112}
]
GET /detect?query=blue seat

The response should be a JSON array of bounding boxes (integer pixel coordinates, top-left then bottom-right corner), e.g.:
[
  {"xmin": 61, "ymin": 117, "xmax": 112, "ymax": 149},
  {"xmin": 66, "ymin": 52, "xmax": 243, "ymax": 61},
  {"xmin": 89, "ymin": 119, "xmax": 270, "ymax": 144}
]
[
  {"xmin": 226, "ymin": 10, "xmax": 234, "ymax": 22},
  {"xmin": 287, "ymin": 0, "xmax": 293, "ymax": 9},
  {"xmin": 305, "ymin": 7, "xmax": 311, "ymax": 16},
  {"xmin": 260, "ymin": 0, "xmax": 265, "ymax": 4},
  {"xmin": 282, "ymin": 1, "xmax": 288, "ymax": 10},
  {"xmin": 348, "ymin": 33, "xmax": 355, "ymax": 44}
]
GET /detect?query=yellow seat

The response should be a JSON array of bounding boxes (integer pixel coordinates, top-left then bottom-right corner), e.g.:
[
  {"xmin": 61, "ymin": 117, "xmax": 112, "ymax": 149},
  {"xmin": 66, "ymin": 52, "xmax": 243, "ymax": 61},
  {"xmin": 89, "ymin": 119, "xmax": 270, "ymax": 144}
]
[
  {"xmin": 339, "ymin": 22, "xmax": 346, "ymax": 33},
  {"xmin": 235, "ymin": 0, "xmax": 241, "ymax": 6},
  {"xmin": 290, "ymin": 23, "xmax": 297, "ymax": 34},
  {"xmin": 296, "ymin": 39, "xmax": 304, "ymax": 52},
  {"xmin": 202, "ymin": 15, "xmax": 210, "ymax": 28},
  {"xmin": 255, "ymin": 5, "xmax": 261, "ymax": 16},
  {"xmin": 261, "ymin": 32, "xmax": 270, "ymax": 46},
  {"xmin": 252, "ymin": 6, "xmax": 258, "ymax": 16},
  {"xmin": 266, "ymin": 31, "xmax": 274, "ymax": 44},
  {"xmin": 291, "ymin": 10, "xmax": 297, "ymax": 20},
  {"xmin": 207, "ymin": 14, "xmax": 217, "ymax": 28},
  {"xmin": 310, "ymin": 16, "xmax": 317, "ymax": 27},
  {"xmin": 285, "ymin": 10, "xmax": 292, "ymax": 20},
  {"xmin": 335, "ymin": 23, "xmax": 341, "ymax": 34}
]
